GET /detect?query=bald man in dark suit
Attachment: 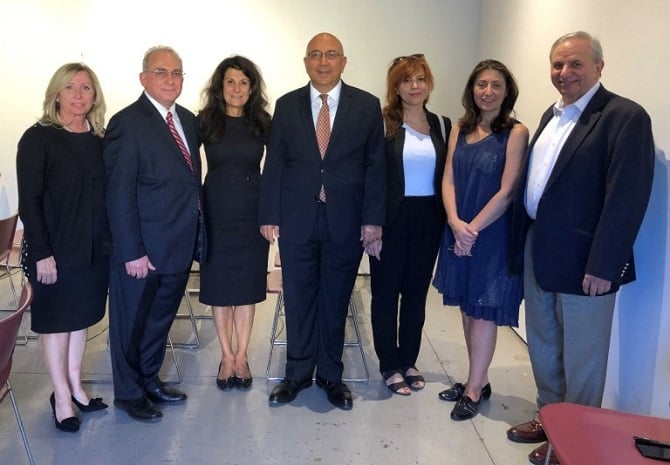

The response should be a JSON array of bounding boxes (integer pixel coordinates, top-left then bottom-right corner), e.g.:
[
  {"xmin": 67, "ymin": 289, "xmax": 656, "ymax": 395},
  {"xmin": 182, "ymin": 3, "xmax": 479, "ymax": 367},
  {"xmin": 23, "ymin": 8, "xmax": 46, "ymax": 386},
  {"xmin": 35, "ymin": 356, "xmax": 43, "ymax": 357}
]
[{"xmin": 259, "ymin": 32, "xmax": 386, "ymax": 410}]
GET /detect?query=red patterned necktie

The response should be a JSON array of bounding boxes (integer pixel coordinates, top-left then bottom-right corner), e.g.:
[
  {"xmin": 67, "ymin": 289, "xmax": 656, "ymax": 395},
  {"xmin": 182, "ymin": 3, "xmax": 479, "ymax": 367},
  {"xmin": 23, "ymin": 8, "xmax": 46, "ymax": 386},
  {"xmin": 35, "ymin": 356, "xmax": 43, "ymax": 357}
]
[
  {"xmin": 166, "ymin": 111, "xmax": 194, "ymax": 172},
  {"xmin": 316, "ymin": 94, "xmax": 330, "ymax": 201}
]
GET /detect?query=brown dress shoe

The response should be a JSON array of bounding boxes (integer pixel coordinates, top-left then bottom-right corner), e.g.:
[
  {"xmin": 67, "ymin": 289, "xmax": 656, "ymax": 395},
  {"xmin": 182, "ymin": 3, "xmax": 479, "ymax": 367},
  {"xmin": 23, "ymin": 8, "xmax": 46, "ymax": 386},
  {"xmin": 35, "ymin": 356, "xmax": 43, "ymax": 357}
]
[
  {"xmin": 529, "ymin": 442, "xmax": 560, "ymax": 465},
  {"xmin": 507, "ymin": 419, "xmax": 547, "ymax": 443}
]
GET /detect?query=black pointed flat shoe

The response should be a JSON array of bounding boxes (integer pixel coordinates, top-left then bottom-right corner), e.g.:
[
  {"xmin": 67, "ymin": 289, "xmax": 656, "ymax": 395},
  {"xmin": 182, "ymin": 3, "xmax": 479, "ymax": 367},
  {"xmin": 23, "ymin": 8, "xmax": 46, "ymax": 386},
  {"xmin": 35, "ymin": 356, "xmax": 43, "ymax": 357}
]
[{"xmin": 72, "ymin": 395, "xmax": 108, "ymax": 412}]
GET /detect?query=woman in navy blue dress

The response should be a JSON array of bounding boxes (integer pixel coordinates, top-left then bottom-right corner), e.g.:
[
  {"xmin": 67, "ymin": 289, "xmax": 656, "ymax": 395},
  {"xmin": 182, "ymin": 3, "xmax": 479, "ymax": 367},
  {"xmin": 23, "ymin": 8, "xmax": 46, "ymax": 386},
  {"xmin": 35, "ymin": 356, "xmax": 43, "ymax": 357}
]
[
  {"xmin": 198, "ymin": 56, "xmax": 270, "ymax": 390},
  {"xmin": 433, "ymin": 60, "xmax": 528, "ymax": 419}
]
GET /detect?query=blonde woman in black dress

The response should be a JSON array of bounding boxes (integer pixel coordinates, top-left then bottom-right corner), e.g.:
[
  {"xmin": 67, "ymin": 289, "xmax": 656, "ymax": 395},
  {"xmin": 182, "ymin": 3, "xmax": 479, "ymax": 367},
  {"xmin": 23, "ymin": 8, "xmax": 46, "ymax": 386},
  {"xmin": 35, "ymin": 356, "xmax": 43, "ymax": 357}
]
[
  {"xmin": 198, "ymin": 56, "xmax": 271, "ymax": 390},
  {"xmin": 17, "ymin": 63, "xmax": 110, "ymax": 432}
]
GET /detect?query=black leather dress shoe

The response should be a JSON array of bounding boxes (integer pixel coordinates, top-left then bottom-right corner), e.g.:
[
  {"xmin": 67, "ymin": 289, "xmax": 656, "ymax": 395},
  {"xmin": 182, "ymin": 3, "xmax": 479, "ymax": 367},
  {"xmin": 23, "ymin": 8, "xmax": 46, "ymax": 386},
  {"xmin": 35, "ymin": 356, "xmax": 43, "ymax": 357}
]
[
  {"xmin": 316, "ymin": 377, "xmax": 353, "ymax": 410},
  {"xmin": 114, "ymin": 397, "xmax": 162, "ymax": 420},
  {"xmin": 145, "ymin": 385, "xmax": 187, "ymax": 404},
  {"xmin": 268, "ymin": 378, "xmax": 312, "ymax": 404},
  {"xmin": 438, "ymin": 382, "xmax": 492, "ymax": 402}
]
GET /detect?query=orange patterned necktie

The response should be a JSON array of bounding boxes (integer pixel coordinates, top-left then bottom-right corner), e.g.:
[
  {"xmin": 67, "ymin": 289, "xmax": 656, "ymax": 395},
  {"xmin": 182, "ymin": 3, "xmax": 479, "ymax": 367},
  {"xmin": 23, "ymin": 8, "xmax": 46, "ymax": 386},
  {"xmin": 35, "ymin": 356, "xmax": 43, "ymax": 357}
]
[{"xmin": 316, "ymin": 94, "xmax": 330, "ymax": 201}]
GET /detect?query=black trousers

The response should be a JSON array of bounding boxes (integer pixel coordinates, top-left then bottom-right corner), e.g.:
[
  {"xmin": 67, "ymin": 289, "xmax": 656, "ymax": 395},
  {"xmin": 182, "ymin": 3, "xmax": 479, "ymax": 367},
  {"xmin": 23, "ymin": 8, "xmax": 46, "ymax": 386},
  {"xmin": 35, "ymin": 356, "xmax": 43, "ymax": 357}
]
[
  {"xmin": 369, "ymin": 196, "xmax": 443, "ymax": 375},
  {"xmin": 108, "ymin": 264, "xmax": 190, "ymax": 399},
  {"xmin": 279, "ymin": 203, "xmax": 363, "ymax": 382}
]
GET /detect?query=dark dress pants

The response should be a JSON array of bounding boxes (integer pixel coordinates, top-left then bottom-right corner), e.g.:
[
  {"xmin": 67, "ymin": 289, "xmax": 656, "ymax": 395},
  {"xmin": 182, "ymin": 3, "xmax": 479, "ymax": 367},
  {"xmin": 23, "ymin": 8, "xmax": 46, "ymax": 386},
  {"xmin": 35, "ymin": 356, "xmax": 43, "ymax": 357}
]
[
  {"xmin": 109, "ymin": 264, "xmax": 190, "ymax": 399},
  {"xmin": 279, "ymin": 203, "xmax": 363, "ymax": 383},
  {"xmin": 369, "ymin": 196, "xmax": 443, "ymax": 374}
]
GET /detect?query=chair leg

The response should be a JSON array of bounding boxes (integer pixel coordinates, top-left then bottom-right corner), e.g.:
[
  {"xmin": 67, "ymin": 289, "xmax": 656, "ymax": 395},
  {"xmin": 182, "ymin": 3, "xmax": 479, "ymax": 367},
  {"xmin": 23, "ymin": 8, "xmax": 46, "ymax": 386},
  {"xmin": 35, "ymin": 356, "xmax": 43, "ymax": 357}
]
[
  {"xmin": 165, "ymin": 335, "xmax": 183, "ymax": 384},
  {"xmin": 170, "ymin": 290, "xmax": 200, "ymax": 349},
  {"xmin": 7, "ymin": 382, "xmax": 35, "ymax": 465},
  {"xmin": 265, "ymin": 291, "xmax": 285, "ymax": 380},
  {"xmin": 545, "ymin": 443, "xmax": 553, "ymax": 465},
  {"xmin": 343, "ymin": 294, "xmax": 369, "ymax": 382}
]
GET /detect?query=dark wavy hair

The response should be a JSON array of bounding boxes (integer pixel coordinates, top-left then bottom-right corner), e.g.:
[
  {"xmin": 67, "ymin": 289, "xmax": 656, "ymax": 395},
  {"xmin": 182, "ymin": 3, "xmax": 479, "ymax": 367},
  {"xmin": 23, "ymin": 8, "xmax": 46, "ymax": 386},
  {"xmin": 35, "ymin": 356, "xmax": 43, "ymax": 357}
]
[
  {"xmin": 382, "ymin": 54, "xmax": 434, "ymax": 139},
  {"xmin": 458, "ymin": 59, "xmax": 519, "ymax": 134},
  {"xmin": 199, "ymin": 55, "xmax": 271, "ymax": 143}
]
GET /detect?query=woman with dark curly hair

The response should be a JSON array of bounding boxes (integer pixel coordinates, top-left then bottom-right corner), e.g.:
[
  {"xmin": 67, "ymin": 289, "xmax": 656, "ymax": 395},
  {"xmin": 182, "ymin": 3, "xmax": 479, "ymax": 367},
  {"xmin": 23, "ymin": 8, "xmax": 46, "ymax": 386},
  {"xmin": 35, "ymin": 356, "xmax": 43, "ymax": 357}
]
[{"xmin": 198, "ymin": 56, "xmax": 271, "ymax": 390}]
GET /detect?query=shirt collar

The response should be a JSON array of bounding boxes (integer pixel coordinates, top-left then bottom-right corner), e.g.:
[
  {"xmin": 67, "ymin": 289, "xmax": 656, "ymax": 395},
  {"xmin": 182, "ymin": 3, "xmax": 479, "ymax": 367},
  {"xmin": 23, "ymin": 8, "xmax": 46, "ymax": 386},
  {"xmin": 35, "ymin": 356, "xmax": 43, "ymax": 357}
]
[
  {"xmin": 553, "ymin": 81, "xmax": 601, "ymax": 117},
  {"xmin": 310, "ymin": 80, "xmax": 342, "ymax": 103},
  {"xmin": 144, "ymin": 91, "xmax": 176, "ymax": 119}
]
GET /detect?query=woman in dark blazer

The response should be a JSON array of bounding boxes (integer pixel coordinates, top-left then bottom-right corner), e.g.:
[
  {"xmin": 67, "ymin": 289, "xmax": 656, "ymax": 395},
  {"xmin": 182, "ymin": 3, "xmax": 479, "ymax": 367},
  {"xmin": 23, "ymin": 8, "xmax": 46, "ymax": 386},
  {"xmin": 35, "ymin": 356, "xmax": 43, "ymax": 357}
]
[
  {"xmin": 17, "ymin": 63, "xmax": 110, "ymax": 433},
  {"xmin": 369, "ymin": 54, "xmax": 450, "ymax": 395}
]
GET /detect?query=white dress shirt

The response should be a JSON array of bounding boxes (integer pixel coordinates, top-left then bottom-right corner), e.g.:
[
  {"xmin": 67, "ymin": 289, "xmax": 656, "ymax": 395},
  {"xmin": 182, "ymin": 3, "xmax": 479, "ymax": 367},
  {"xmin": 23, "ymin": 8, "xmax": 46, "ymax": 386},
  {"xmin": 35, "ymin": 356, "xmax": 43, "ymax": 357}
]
[
  {"xmin": 144, "ymin": 91, "xmax": 191, "ymax": 154},
  {"xmin": 310, "ymin": 81, "xmax": 342, "ymax": 130},
  {"xmin": 524, "ymin": 82, "xmax": 601, "ymax": 219}
]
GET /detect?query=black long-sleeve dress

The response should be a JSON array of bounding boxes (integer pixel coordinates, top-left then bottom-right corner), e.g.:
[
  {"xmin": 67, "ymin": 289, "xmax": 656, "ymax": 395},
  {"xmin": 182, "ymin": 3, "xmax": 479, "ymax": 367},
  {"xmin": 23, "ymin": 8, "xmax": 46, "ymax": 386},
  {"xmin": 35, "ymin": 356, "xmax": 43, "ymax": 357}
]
[{"xmin": 17, "ymin": 124, "xmax": 109, "ymax": 333}]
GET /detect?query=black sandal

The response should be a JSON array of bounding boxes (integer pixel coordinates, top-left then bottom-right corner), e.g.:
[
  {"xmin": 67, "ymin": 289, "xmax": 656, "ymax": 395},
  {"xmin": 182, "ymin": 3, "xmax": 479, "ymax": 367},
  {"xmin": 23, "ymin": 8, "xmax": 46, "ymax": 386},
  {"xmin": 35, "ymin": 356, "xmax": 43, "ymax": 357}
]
[
  {"xmin": 402, "ymin": 366, "xmax": 425, "ymax": 390},
  {"xmin": 382, "ymin": 370, "xmax": 411, "ymax": 396}
]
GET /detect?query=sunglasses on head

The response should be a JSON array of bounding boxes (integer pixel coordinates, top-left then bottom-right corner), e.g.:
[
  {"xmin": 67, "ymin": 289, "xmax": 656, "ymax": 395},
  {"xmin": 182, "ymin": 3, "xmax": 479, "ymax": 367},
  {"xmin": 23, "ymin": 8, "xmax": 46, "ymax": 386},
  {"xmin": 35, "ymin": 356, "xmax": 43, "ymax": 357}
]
[{"xmin": 392, "ymin": 53, "xmax": 425, "ymax": 65}]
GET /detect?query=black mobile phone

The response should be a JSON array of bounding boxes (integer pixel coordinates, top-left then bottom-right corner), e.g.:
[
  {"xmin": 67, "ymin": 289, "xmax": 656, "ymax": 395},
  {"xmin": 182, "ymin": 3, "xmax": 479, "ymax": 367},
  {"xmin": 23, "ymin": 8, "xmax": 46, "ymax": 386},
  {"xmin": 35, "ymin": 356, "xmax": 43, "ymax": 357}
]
[{"xmin": 634, "ymin": 436, "xmax": 670, "ymax": 462}]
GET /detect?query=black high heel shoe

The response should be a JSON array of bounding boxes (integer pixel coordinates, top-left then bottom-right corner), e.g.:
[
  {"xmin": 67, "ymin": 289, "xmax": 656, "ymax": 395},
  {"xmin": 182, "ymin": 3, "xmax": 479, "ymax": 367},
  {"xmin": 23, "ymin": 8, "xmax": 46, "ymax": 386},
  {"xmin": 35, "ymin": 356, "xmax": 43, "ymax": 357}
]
[
  {"xmin": 234, "ymin": 362, "xmax": 253, "ymax": 389},
  {"xmin": 72, "ymin": 395, "xmax": 108, "ymax": 412},
  {"xmin": 49, "ymin": 393, "xmax": 81, "ymax": 433},
  {"xmin": 216, "ymin": 362, "xmax": 235, "ymax": 391}
]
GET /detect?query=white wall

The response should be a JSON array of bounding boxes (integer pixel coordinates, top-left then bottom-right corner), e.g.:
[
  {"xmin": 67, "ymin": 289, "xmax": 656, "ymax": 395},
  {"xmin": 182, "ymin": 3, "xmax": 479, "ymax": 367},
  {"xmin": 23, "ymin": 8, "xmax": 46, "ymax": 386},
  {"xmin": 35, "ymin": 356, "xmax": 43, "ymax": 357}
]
[
  {"xmin": 478, "ymin": 0, "xmax": 670, "ymax": 417},
  {"xmin": 0, "ymin": 0, "xmax": 480, "ymax": 213}
]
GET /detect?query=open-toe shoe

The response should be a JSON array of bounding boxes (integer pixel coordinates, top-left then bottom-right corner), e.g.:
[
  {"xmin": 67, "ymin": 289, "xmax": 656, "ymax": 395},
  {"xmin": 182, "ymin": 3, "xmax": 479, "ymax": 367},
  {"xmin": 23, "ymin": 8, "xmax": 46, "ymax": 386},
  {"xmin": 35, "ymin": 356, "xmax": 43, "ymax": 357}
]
[
  {"xmin": 402, "ymin": 366, "xmax": 425, "ymax": 390},
  {"xmin": 382, "ymin": 370, "xmax": 411, "ymax": 396}
]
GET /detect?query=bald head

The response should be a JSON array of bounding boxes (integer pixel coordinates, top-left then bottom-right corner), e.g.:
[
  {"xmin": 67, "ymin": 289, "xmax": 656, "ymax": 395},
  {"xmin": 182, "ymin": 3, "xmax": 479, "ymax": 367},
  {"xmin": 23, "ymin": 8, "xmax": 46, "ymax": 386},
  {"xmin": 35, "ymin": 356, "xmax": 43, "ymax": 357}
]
[
  {"xmin": 306, "ymin": 32, "xmax": 344, "ymax": 56},
  {"xmin": 303, "ymin": 32, "xmax": 347, "ymax": 93}
]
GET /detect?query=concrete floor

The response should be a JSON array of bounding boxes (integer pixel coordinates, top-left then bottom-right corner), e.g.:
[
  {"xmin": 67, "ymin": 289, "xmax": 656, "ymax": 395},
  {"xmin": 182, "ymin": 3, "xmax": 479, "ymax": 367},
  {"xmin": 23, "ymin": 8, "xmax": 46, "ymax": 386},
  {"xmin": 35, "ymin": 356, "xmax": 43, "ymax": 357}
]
[{"xmin": 1, "ymin": 272, "xmax": 541, "ymax": 465}]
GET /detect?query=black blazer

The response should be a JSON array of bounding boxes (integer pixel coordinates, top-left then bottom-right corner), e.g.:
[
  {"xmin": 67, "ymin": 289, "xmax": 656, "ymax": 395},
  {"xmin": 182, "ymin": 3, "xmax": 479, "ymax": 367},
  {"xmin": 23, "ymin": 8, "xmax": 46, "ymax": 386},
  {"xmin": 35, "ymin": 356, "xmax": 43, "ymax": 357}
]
[
  {"xmin": 384, "ymin": 111, "xmax": 450, "ymax": 226},
  {"xmin": 259, "ymin": 82, "xmax": 386, "ymax": 245},
  {"xmin": 104, "ymin": 93, "xmax": 202, "ymax": 273},
  {"xmin": 511, "ymin": 85, "xmax": 654, "ymax": 294}
]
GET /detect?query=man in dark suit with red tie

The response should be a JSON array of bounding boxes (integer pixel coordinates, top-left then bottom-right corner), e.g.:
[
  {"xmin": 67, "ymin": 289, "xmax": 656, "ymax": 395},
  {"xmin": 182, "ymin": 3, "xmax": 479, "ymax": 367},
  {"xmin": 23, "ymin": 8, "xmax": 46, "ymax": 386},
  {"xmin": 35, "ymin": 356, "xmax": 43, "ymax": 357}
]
[
  {"xmin": 104, "ymin": 46, "xmax": 201, "ymax": 420},
  {"xmin": 505, "ymin": 32, "xmax": 654, "ymax": 465},
  {"xmin": 259, "ymin": 32, "xmax": 386, "ymax": 410}
]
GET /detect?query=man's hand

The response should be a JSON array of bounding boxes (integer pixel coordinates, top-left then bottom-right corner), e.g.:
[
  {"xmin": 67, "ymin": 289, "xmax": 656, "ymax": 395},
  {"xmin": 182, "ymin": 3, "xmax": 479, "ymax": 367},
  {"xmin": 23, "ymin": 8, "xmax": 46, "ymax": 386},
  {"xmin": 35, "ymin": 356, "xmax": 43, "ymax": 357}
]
[
  {"xmin": 360, "ymin": 225, "xmax": 382, "ymax": 247},
  {"xmin": 125, "ymin": 255, "xmax": 156, "ymax": 279},
  {"xmin": 582, "ymin": 273, "xmax": 612, "ymax": 296},
  {"xmin": 365, "ymin": 239, "xmax": 382, "ymax": 260}
]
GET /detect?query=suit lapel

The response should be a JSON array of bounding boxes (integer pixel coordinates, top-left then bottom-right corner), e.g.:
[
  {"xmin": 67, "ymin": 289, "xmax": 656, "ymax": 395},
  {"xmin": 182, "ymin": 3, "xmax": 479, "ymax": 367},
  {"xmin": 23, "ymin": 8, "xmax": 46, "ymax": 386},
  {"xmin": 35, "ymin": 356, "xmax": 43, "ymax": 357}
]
[
  {"xmin": 544, "ymin": 86, "xmax": 608, "ymax": 191},
  {"xmin": 329, "ymin": 83, "xmax": 352, "ymax": 156},
  {"xmin": 139, "ymin": 94, "xmax": 197, "ymax": 176},
  {"xmin": 176, "ymin": 105, "xmax": 200, "ymax": 175},
  {"xmin": 297, "ymin": 85, "xmax": 321, "ymax": 159}
]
